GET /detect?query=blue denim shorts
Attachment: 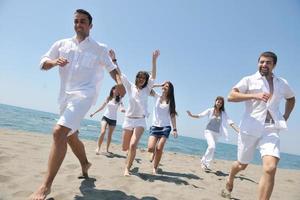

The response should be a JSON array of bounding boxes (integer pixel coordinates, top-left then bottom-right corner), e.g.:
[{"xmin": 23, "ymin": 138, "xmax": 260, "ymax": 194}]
[{"xmin": 149, "ymin": 126, "xmax": 171, "ymax": 138}]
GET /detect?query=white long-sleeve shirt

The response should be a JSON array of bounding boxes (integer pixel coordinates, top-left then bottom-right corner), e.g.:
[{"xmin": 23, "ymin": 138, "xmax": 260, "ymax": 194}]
[
  {"xmin": 40, "ymin": 36, "xmax": 116, "ymax": 105},
  {"xmin": 197, "ymin": 108, "xmax": 234, "ymax": 139}
]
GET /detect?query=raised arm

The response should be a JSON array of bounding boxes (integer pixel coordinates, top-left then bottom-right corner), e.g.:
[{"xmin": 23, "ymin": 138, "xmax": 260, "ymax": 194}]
[
  {"xmin": 152, "ymin": 81, "xmax": 168, "ymax": 88},
  {"xmin": 151, "ymin": 49, "xmax": 160, "ymax": 80},
  {"xmin": 108, "ymin": 49, "xmax": 126, "ymax": 97},
  {"xmin": 90, "ymin": 100, "xmax": 108, "ymax": 118},
  {"xmin": 283, "ymin": 97, "xmax": 295, "ymax": 121}
]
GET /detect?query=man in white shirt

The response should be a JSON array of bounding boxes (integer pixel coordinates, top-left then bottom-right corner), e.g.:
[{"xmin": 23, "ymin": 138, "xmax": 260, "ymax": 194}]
[
  {"xmin": 31, "ymin": 9, "xmax": 125, "ymax": 200},
  {"xmin": 222, "ymin": 51, "xmax": 295, "ymax": 200}
]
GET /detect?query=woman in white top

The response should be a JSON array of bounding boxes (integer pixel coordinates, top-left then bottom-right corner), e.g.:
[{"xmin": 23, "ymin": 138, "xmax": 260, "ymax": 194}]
[
  {"xmin": 187, "ymin": 96, "xmax": 239, "ymax": 170},
  {"xmin": 90, "ymin": 85, "xmax": 125, "ymax": 155},
  {"xmin": 148, "ymin": 81, "xmax": 178, "ymax": 175},
  {"xmin": 109, "ymin": 49, "xmax": 159, "ymax": 176}
]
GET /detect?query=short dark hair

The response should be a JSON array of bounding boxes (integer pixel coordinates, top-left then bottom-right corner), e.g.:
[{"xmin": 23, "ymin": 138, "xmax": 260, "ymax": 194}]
[
  {"xmin": 258, "ymin": 51, "xmax": 277, "ymax": 65},
  {"xmin": 75, "ymin": 9, "xmax": 93, "ymax": 25}
]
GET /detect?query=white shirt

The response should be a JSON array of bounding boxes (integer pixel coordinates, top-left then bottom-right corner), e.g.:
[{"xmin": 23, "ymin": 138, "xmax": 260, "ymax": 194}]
[
  {"xmin": 103, "ymin": 99, "xmax": 123, "ymax": 120},
  {"xmin": 197, "ymin": 108, "xmax": 234, "ymax": 139},
  {"xmin": 152, "ymin": 93, "xmax": 171, "ymax": 127},
  {"xmin": 121, "ymin": 74, "xmax": 154, "ymax": 118},
  {"xmin": 40, "ymin": 36, "xmax": 116, "ymax": 105},
  {"xmin": 234, "ymin": 71, "xmax": 295, "ymax": 137}
]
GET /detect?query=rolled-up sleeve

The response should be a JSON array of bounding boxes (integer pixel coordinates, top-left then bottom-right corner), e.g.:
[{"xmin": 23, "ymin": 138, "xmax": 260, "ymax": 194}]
[
  {"xmin": 233, "ymin": 77, "xmax": 248, "ymax": 93},
  {"xmin": 281, "ymin": 78, "xmax": 295, "ymax": 99},
  {"xmin": 40, "ymin": 41, "xmax": 61, "ymax": 68}
]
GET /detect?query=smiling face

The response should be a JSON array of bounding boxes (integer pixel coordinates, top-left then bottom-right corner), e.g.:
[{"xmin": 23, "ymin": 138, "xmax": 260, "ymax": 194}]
[
  {"xmin": 162, "ymin": 82, "xmax": 170, "ymax": 93},
  {"xmin": 215, "ymin": 99, "xmax": 223, "ymax": 109},
  {"xmin": 135, "ymin": 71, "xmax": 149, "ymax": 89},
  {"xmin": 74, "ymin": 12, "xmax": 92, "ymax": 39},
  {"xmin": 258, "ymin": 56, "xmax": 276, "ymax": 77}
]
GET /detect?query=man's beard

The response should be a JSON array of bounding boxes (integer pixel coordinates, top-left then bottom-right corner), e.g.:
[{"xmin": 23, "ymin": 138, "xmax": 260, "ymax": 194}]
[{"xmin": 259, "ymin": 67, "xmax": 270, "ymax": 76}]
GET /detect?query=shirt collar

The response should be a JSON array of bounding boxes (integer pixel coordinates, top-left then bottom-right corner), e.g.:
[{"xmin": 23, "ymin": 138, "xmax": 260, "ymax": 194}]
[
  {"xmin": 72, "ymin": 35, "xmax": 91, "ymax": 44},
  {"xmin": 253, "ymin": 71, "xmax": 277, "ymax": 80}
]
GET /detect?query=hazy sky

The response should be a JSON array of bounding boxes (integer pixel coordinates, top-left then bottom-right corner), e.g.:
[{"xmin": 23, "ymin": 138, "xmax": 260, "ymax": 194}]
[{"xmin": 0, "ymin": 0, "xmax": 299, "ymax": 155}]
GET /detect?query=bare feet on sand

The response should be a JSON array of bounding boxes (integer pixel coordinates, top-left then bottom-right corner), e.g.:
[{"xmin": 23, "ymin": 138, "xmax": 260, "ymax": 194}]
[
  {"xmin": 30, "ymin": 185, "xmax": 51, "ymax": 200},
  {"xmin": 124, "ymin": 168, "xmax": 131, "ymax": 176},
  {"xmin": 152, "ymin": 167, "xmax": 158, "ymax": 175},
  {"xmin": 79, "ymin": 162, "xmax": 92, "ymax": 178},
  {"xmin": 221, "ymin": 179, "xmax": 233, "ymax": 198},
  {"xmin": 95, "ymin": 148, "xmax": 100, "ymax": 155}
]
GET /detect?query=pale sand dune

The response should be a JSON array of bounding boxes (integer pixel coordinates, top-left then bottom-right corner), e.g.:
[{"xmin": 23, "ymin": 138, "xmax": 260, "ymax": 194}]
[{"xmin": 0, "ymin": 128, "xmax": 299, "ymax": 200}]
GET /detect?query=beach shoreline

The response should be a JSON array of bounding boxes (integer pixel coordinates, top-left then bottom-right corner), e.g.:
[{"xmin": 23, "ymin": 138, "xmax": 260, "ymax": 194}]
[{"xmin": 1, "ymin": 128, "xmax": 300, "ymax": 200}]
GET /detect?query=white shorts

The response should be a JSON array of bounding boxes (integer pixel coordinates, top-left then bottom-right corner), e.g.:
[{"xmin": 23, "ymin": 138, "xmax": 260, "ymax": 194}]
[
  {"xmin": 57, "ymin": 95, "xmax": 93, "ymax": 135},
  {"xmin": 122, "ymin": 117, "xmax": 146, "ymax": 131},
  {"xmin": 237, "ymin": 123, "xmax": 280, "ymax": 164}
]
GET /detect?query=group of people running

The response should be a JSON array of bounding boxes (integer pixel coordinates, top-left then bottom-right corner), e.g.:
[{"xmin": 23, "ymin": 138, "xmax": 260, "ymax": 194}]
[
  {"xmin": 90, "ymin": 49, "xmax": 178, "ymax": 176},
  {"xmin": 31, "ymin": 9, "xmax": 296, "ymax": 200}
]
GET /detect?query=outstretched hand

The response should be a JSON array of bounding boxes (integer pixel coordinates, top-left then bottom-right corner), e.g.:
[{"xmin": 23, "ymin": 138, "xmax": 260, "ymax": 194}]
[
  {"xmin": 152, "ymin": 49, "xmax": 160, "ymax": 60},
  {"xmin": 186, "ymin": 110, "xmax": 192, "ymax": 116}
]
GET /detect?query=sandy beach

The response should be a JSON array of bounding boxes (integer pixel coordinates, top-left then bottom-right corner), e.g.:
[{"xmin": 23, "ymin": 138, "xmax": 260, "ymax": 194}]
[{"xmin": 0, "ymin": 128, "xmax": 299, "ymax": 200}]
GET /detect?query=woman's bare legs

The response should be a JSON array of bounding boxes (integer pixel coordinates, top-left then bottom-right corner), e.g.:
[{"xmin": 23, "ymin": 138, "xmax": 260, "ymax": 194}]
[
  {"xmin": 147, "ymin": 135, "xmax": 159, "ymax": 162},
  {"xmin": 153, "ymin": 137, "xmax": 167, "ymax": 174},
  {"xmin": 106, "ymin": 125, "xmax": 116, "ymax": 153},
  {"xmin": 124, "ymin": 127, "xmax": 144, "ymax": 176},
  {"xmin": 96, "ymin": 121, "xmax": 108, "ymax": 154}
]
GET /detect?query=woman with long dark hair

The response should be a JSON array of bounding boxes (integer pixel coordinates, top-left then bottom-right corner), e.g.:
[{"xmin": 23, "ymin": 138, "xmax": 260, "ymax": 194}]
[
  {"xmin": 148, "ymin": 81, "xmax": 178, "ymax": 174},
  {"xmin": 109, "ymin": 49, "xmax": 160, "ymax": 176},
  {"xmin": 90, "ymin": 85, "xmax": 125, "ymax": 154},
  {"xmin": 187, "ymin": 96, "xmax": 239, "ymax": 170}
]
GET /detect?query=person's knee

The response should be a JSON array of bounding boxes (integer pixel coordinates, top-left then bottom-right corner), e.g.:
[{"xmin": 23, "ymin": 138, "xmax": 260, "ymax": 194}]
[
  {"xmin": 263, "ymin": 163, "xmax": 277, "ymax": 175},
  {"xmin": 156, "ymin": 146, "xmax": 163, "ymax": 153},
  {"xmin": 238, "ymin": 163, "xmax": 247, "ymax": 170},
  {"xmin": 129, "ymin": 143, "xmax": 137, "ymax": 150},
  {"xmin": 234, "ymin": 161, "xmax": 247, "ymax": 171},
  {"xmin": 53, "ymin": 126, "xmax": 68, "ymax": 142},
  {"xmin": 148, "ymin": 147, "xmax": 155, "ymax": 152},
  {"xmin": 207, "ymin": 146, "xmax": 215, "ymax": 152},
  {"xmin": 100, "ymin": 131, "xmax": 106, "ymax": 137}
]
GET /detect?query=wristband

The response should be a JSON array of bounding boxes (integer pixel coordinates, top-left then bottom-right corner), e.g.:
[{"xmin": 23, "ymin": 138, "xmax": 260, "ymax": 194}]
[
  {"xmin": 173, "ymin": 128, "xmax": 177, "ymax": 131},
  {"xmin": 112, "ymin": 59, "xmax": 117, "ymax": 62}
]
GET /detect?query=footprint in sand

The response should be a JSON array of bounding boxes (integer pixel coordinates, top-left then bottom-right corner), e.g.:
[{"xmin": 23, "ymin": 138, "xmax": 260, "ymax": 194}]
[
  {"xmin": 0, "ymin": 175, "xmax": 10, "ymax": 183},
  {"xmin": 65, "ymin": 164, "xmax": 79, "ymax": 169},
  {"xmin": 0, "ymin": 155, "xmax": 11, "ymax": 162},
  {"xmin": 13, "ymin": 190, "xmax": 32, "ymax": 198},
  {"xmin": 286, "ymin": 179, "xmax": 294, "ymax": 183}
]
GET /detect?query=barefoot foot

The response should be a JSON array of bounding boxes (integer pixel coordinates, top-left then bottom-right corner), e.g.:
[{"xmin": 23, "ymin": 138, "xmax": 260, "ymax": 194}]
[
  {"xmin": 152, "ymin": 168, "xmax": 158, "ymax": 175},
  {"xmin": 30, "ymin": 185, "xmax": 51, "ymax": 200},
  {"xmin": 79, "ymin": 162, "xmax": 91, "ymax": 178},
  {"xmin": 221, "ymin": 179, "xmax": 233, "ymax": 198},
  {"xmin": 124, "ymin": 168, "xmax": 131, "ymax": 176}
]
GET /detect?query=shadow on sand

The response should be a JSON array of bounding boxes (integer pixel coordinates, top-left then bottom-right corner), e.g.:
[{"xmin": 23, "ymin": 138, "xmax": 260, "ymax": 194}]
[
  {"xmin": 131, "ymin": 167, "xmax": 202, "ymax": 186},
  {"xmin": 73, "ymin": 177, "xmax": 158, "ymax": 200}
]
